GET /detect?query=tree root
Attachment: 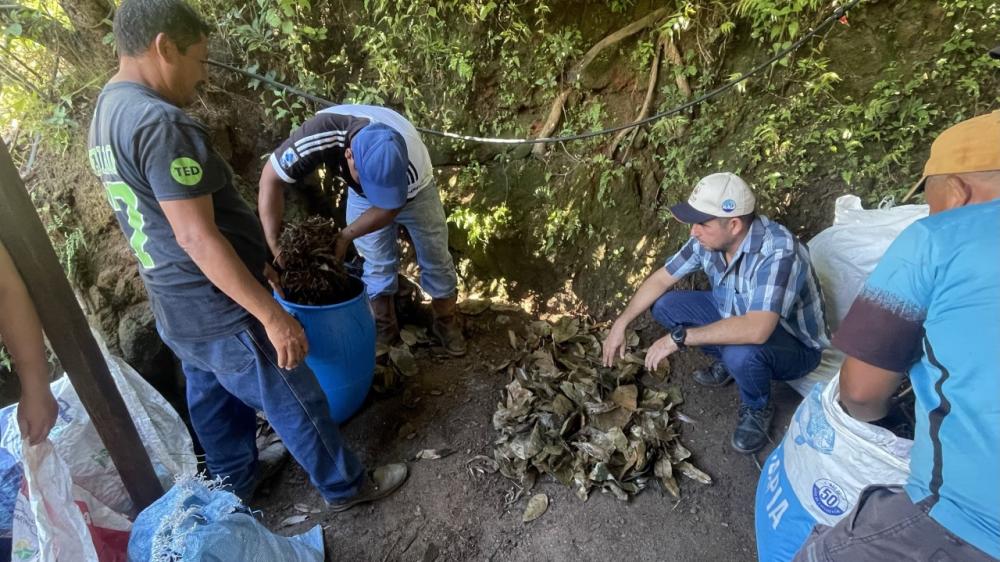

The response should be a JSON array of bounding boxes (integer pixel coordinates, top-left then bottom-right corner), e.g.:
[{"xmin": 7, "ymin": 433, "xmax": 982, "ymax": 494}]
[
  {"xmin": 606, "ymin": 35, "xmax": 664, "ymax": 160},
  {"xmin": 532, "ymin": 7, "xmax": 669, "ymax": 156}
]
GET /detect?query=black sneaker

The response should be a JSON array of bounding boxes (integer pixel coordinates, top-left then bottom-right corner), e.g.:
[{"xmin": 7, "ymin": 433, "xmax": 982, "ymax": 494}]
[
  {"xmin": 731, "ymin": 403, "xmax": 774, "ymax": 454},
  {"xmin": 327, "ymin": 463, "xmax": 409, "ymax": 513},
  {"xmin": 693, "ymin": 361, "xmax": 733, "ymax": 387}
]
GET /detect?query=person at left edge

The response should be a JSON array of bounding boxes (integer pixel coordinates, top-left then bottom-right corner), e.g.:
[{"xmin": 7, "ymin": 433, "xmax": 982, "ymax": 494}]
[
  {"xmin": 258, "ymin": 104, "xmax": 467, "ymax": 356},
  {"xmin": 87, "ymin": 0, "xmax": 406, "ymax": 510}
]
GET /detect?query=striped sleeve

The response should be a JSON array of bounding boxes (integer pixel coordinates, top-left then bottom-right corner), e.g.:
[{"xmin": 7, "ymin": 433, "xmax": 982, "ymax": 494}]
[
  {"xmin": 748, "ymin": 249, "xmax": 802, "ymax": 316},
  {"xmin": 664, "ymin": 238, "xmax": 704, "ymax": 279},
  {"xmin": 269, "ymin": 113, "xmax": 354, "ymax": 183}
]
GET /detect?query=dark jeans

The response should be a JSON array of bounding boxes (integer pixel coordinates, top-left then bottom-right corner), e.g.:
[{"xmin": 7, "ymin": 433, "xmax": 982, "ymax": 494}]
[
  {"xmin": 160, "ymin": 320, "xmax": 365, "ymax": 502},
  {"xmin": 793, "ymin": 485, "xmax": 996, "ymax": 562},
  {"xmin": 651, "ymin": 290, "xmax": 822, "ymax": 409}
]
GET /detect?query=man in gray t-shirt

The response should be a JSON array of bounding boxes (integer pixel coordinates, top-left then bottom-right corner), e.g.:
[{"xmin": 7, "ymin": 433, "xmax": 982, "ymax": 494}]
[{"xmin": 88, "ymin": 0, "xmax": 405, "ymax": 509}]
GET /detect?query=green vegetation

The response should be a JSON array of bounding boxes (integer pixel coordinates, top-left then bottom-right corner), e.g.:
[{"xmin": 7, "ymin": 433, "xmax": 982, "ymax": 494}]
[{"xmin": 1, "ymin": 0, "xmax": 998, "ymax": 304}]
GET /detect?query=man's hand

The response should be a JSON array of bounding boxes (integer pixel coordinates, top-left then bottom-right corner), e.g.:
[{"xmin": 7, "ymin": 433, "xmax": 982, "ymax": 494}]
[
  {"xmin": 18, "ymin": 382, "xmax": 58, "ymax": 445},
  {"xmin": 263, "ymin": 307, "xmax": 309, "ymax": 370},
  {"xmin": 269, "ymin": 243, "xmax": 286, "ymax": 269},
  {"xmin": 602, "ymin": 322, "xmax": 628, "ymax": 367},
  {"xmin": 644, "ymin": 335, "xmax": 678, "ymax": 371},
  {"xmin": 263, "ymin": 263, "xmax": 284, "ymax": 300},
  {"xmin": 334, "ymin": 233, "xmax": 352, "ymax": 263}
]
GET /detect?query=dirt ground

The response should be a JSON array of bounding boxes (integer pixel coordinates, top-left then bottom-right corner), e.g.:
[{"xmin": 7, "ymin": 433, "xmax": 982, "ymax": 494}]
[{"xmin": 251, "ymin": 307, "xmax": 803, "ymax": 562}]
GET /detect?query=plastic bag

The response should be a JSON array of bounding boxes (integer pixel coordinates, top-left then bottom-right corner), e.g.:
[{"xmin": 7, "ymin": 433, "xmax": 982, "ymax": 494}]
[
  {"xmin": 12, "ymin": 441, "xmax": 100, "ymax": 562},
  {"xmin": 0, "ymin": 352, "xmax": 197, "ymax": 559},
  {"xmin": 809, "ymin": 195, "xmax": 928, "ymax": 333},
  {"xmin": 755, "ymin": 375, "xmax": 913, "ymax": 562},
  {"xmin": 128, "ymin": 476, "xmax": 324, "ymax": 562},
  {"xmin": 787, "ymin": 196, "xmax": 928, "ymax": 397}
]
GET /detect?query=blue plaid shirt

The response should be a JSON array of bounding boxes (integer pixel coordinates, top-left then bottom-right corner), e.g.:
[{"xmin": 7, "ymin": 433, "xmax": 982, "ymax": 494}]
[{"xmin": 664, "ymin": 216, "xmax": 829, "ymax": 350}]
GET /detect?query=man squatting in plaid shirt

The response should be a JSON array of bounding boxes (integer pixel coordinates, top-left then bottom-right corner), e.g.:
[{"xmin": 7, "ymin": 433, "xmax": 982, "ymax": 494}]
[{"xmin": 602, "ymin": 173, "xmax": 828, "ymax": 454}]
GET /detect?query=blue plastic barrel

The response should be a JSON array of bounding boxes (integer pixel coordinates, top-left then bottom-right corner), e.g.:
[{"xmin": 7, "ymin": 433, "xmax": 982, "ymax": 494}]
[{"xmin": 275, "ymin": 284, "xmax": 376, "ymax": 423}]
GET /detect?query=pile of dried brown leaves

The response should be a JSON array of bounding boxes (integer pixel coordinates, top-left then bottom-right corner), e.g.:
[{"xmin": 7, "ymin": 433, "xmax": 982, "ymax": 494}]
[
  {"xmin": 371, "ymin": 325, "xmax": 427, "ymax": 394},
  {"xmin": 492, "ymin": 316, "xmax": 711, "ymax": 501},
  {"xmin": 279, "ymin": 217, "xmax": 358, "ymax": 305}
]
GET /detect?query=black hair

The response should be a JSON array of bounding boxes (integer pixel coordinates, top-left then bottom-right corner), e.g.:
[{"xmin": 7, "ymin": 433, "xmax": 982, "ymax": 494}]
[
  {"xmin": 113, "ymin": 0, "xmax": 213, "ymax": 56},
  {"xmin": 716, "ymin": 212, "xmax": 755, "ymax": 229}
]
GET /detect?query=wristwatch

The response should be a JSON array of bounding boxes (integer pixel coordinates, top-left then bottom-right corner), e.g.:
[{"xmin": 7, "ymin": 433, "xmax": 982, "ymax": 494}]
[{"xmin": 670, "ymin": 325, "xmax": 687, "ymax": 349}]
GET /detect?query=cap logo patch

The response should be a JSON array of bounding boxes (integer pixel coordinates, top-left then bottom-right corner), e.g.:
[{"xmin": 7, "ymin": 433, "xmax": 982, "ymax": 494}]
[
  {"xmin": 721, "ymin": 199, "xmax": 737, "ymax": 213},
  {"xmin": 281, "ymin": 148, "xmax": 298, "ymax": 167}
]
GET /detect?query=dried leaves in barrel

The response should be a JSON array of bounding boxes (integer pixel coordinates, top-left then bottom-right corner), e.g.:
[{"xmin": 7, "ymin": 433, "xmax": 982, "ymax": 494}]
[
  {"xmin": 492, "ymin": 316, "xmax": 711, "ymax": 502},
  {"xmin": 279, "ymin": 217, "xmax": 357, "ymax": 305}
]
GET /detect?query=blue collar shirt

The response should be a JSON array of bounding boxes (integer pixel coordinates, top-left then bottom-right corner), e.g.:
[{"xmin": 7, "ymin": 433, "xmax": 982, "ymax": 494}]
[{"xmin": 664, "ymin": 216, "xmax": 829, "ymax": 350}]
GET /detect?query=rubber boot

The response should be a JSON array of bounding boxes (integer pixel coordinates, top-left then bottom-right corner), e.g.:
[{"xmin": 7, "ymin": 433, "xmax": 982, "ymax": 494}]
[
  {"xmin": 371, "ymin": 295, "xmax": 399, "ymax": 346},
  {"xmin": 431, "ymin": 296, "xmax": 467, "ymax": 357}
]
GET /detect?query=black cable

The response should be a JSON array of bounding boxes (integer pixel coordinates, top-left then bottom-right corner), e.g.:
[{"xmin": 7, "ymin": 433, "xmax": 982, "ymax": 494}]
[{"xmin": 206, "ymin": 0, "xmax": 861, "ymax": 146}]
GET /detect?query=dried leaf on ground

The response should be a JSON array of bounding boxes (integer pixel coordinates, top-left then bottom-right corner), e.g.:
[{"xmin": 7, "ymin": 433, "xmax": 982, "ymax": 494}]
[
  {"xmin": 491, "ymin": 315, "xmax": 708, "ymax": 503},
  {"xmin": 401, "ymin": 324, "xmax": 431, "ymax": 346},
  {"xmin": 677, "ymin": 461, "xmax": 712, "ymax": 484},
  {"xmin": 467, "ymin": 455, "xmax": 499, "ymax": 477},
  {"xmin": 522, "ymin": 494, "xmax": 549, "ymax": 523},
  {"xmin": 458, "ymin": 299, "xmax": 491, "ymax": 315},
  {"xmin": 279, "ymin": 514, "xmax": 309, "ymax": 527},
  {"xmin": 389, "ymin": 346, "xmax": 419, "ymax": 377},
  {"xmin": 413, "ymin": 448, "xmax": 455, "ymax": 461}
]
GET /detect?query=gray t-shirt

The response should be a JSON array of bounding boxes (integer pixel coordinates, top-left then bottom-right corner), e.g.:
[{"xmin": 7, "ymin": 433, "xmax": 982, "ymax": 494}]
[{"xmin": 87, "ymin": 81, "xmax": 266, "ymax": 342}]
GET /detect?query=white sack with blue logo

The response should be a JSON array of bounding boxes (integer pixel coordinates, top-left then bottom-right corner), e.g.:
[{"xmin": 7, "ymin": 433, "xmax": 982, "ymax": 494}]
[
  {"xmin": 786, "ymin": 195, "xmax": 928, "ymax": 398},
  {"xmin": 754, "ymin": 374, "xmax": 912, "ymax": 562}
]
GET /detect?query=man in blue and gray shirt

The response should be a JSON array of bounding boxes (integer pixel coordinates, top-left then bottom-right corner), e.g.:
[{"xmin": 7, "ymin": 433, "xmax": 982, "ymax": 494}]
[
  {"xmin": 88, "ymin": 0, "xmax": 405, "ymax": 511},
  {"xmin": 258, "ymin": 105, "xmax": 466, "ymax": 356},
  {"xmin": 602, "ymin": 173, "xmax": 828, "ymax": 453}
]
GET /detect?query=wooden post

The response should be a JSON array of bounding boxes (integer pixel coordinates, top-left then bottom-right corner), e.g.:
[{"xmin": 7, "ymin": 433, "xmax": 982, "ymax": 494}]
[{"xmin": 0, "ymin": 141, "xmax": 163, "ymax": 512}]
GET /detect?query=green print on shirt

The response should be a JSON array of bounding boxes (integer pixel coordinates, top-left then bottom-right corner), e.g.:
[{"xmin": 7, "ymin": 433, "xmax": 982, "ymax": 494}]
[
  {"xmin": 104, "ymin": 181, "xmax": 154, "ymax": 268},
  {"xmin": 170, "ymin": 157, "xmax": 203, "ymax": 186}
]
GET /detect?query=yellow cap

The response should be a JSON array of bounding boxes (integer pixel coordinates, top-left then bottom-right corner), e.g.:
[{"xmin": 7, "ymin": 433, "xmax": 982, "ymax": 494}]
[{"xmin": 905, "ymin": 112, "xmax": 1000, "ymax": 201}]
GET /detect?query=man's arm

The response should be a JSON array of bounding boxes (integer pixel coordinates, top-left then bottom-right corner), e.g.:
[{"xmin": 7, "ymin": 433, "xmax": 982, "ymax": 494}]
[
  {"xmin": 160, "ymin": 195, "xmax": 307, "ymax": 369},
  {"xmin": 643, "ymin": 312, "xmax": 781, "ymax": 371},
  {"xmin": 602, "ymin": 268, "xmax": 679, "ymax": 366},
  {"xmin": 686, "ymin": 311, "xmax": 779, "ymax": 346},
  {"xmin": 838, "ymin": 355, "xmax": 903, "ymax": 421},
  {"xmin": 0, "ymin": 242, "xmax": 58, "ymax": 444},
  {"xmin": 258, "ymin": 160, "xmax": 287, "ymax": 261},
  {"xmin": 335, "ymin": 206, "xmax": 401, "ymax": 261}
]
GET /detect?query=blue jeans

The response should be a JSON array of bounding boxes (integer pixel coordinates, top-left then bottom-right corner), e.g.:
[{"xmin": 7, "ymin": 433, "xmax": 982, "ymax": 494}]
[
  {"xmin": 347, "ymin": 182, "xmax": 457, "ymax": 299},
  {"xmin": 159, "ymin": 320, "xmax": 364, "ymax": 502},
  {"xmin": 651, "ymin": 291, "xmax": 822, "ymax": 409}
]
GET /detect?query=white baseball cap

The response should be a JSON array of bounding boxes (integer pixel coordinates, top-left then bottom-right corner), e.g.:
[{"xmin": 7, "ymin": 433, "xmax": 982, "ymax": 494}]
[{"xmin": 669, "ymin": 172, "xmax": 756, "ymax": 224}]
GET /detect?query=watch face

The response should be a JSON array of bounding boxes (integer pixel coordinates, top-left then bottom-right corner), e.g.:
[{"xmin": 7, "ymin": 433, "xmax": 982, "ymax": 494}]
[{"xmin": 672, "ymin": 327, "xmax": 684, "ymax": 342}]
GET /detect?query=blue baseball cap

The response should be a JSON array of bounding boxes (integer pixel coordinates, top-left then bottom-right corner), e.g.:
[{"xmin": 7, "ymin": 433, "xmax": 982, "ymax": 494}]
[{"xmin": 351, "ymin": 123, "xmax": 409, "ymax": 210}]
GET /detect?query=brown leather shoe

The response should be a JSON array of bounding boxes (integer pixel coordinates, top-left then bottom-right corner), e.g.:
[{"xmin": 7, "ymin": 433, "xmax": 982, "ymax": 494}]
[
  {"xmin": 431, "ymin": 296, "xmax": 467, "ymax": 356},
  {"xmin": 370, "ymin": 295, "xmax": 399, "ymax": 345}
]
